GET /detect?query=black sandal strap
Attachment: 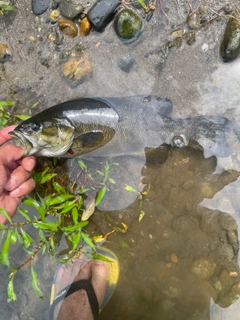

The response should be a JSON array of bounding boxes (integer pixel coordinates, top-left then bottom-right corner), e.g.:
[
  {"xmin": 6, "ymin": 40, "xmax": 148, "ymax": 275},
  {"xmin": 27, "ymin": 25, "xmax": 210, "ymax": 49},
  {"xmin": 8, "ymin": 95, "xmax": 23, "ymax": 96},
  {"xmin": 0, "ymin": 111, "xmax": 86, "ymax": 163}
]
[{"xmin": 49, "ymin": 279, "xmax": 99, "ymax": 320}]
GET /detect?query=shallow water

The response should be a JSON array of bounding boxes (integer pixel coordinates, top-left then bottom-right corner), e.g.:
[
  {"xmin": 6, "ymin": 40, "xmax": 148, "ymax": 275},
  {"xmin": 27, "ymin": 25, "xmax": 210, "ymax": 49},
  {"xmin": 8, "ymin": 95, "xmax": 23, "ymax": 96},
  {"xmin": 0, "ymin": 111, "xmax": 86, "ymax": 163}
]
[{"xmin": 1, "ymin": 1, "xmax": 240, "ymax": 319}]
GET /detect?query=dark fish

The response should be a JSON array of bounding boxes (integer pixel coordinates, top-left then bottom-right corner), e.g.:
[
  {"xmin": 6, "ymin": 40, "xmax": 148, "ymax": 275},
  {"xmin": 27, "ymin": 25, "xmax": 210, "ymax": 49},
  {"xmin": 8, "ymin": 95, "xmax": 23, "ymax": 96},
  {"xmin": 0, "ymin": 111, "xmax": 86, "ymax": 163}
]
[{"xmin": 7, "ymin": 95, "xmax": 232, "ymax": 159}]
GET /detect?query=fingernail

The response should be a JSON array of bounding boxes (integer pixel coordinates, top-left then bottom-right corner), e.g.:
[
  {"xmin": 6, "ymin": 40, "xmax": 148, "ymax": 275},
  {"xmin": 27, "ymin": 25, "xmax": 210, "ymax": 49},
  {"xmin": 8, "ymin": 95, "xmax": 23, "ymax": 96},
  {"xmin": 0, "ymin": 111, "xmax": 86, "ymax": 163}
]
[
  {"xmin": 27, "ymin": 158, "xmax": 36, "ymax": 170},
  {"xmin": 9, "ymin": 187, "xmax": 20, "ymax": 197},
  {"xmin": 5, "ymin": 178, "xmax": 16, "ymax": 191}
]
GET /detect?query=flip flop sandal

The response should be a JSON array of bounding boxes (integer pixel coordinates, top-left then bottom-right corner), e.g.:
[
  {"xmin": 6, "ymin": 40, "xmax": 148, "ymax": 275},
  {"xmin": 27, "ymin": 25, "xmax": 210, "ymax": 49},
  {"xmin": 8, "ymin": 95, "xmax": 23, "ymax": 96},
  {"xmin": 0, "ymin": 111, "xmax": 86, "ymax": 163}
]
[{"xmin": 49, "ymin": 246, "xmax": 119, "ymax": 320}]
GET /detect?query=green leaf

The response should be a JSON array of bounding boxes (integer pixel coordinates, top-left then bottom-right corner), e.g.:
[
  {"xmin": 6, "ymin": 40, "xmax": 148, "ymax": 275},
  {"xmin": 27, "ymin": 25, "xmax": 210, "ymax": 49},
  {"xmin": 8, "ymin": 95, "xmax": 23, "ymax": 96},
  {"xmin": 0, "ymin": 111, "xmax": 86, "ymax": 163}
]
[
  {"xmin": 33, "ymin": 221, "xmax": 59, "ymax": 232},
  {"xmin": 1, "ymin": 5, "xmax": 17, "ymax": 10},
  {"xmin": 61, "ymin": 221, "xmax": 88, "ymax": 232},
  {"xmin": 40, "ymin": 173, "xmax": 57, "ymax": 184},
  {"xmin": 48, "ymin": 194, "xmax": 74, "ymax": 206},
  {"xmin": 0, "ymin": 101, "xmax": 15, "ymax": 107},
  {"xmin": 96, "ymin": 170, "xmax": 105, "ymax": 176},
  {"xmin": 71, "ymin": 231, "xmax": 81, "ymax": 251},
  {"xmin": 108, "ymin": 178, "xmax": 115, "ymax": 184},
  {"xmin": 49, "ymin": 236, "xmax": 55, "ymax": 255},
  {"xmin": 78, "ymin": 188, "xmax": 90, "ymax": 194},
  {"xmin": 10, "ymin": 231, "xmax": 17, "ymax": 244},
  {"xmin": 42, "ymin": 244, "xmax": 46, "ymax": 255},
  {"xmin": 38, "ymin": 229, "xmax": 48, "ymax": 243},
  {"xmin": 0, "ymin": 207, "xmax": 12, "ymax": 224},
  {"xmin": 91, "ymin": 253, "xmax": 113, "ymax": 262},
  {"xmin": 7, "ymin": 276, "xmax": 16, "ymax": 301},
  {"xmin": 78, "ymin": 159, "xmax": 87, "ymax": 170},
  {"xmin": 31, "ymin": 264, "xmax": 43, "ymax": 299},
  {"xmin": 15, "ymin": 114, "xmax": 30, "ymax": 121},
  {"xmin": 52, "ymin": 157, "xmax": 58, "ymax": 166},
  {"xmin": 124, "ymin": 184, "xmax": 138, "ymax": 193},
  {"xmin": 0, "ymin": 223, "xmax": 7, "ymax": 230},
  {"xmin": 22, "ymin": 198, "xmax": 40, "ymax": 209},
  {"xmin": 20, "ymin": 228, "xmax": 33, "ymax": 248},
  {"xmin": 71, "ymin": 207, "xmax": 79, "ymax": 224},
  {"xmin": 59, "ymin": 201, "xmax": 77, "ymax": 214},
  {"xmin": 18, "ymin": 208, "xmax": 31, "ymax": 222},
  {"xmin": 0, "ymin": 230, "xmax": 11, "ymax": 266},
  {"xmin": 95, "ymin": 186, "xmax": 107, "ymax": 206},
  {"xmin": 52, "ymin": 181, "xmax": 66, "ymax": 194},
  {"xmin": 81, "ymin": 232, "xmax": 95, "ymax": 251}
]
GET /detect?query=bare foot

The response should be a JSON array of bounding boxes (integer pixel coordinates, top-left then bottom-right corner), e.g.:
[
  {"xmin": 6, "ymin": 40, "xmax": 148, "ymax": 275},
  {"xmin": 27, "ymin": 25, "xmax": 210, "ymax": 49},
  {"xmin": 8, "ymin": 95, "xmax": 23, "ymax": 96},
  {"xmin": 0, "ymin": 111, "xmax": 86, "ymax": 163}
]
[{"xmin": 56, "ymin": 259, "xmax": 110, "ymax": 320}]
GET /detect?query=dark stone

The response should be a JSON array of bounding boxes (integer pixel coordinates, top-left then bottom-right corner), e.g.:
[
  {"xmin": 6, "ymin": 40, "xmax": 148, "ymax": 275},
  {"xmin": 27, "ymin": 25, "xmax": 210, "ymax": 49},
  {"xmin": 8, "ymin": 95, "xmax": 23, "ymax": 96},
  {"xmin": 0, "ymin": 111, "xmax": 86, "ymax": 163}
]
[
  {"xmin": 87, "ymin": 0, "xmax": 120, "ymax": 32},
  {"xmin": 52, "ymin": 0, "xmax": 61, "ymax": 9},
  {"xmin": 117, "ymin": 54, "xmax": 136, "ymax": 73},
  {"xmin": 114, "ymin": 8, "xmax": 143, "ymax": 44},
  {"xmin": 32, "ymin": 0, "xmax": 50, "ymax": 15}
]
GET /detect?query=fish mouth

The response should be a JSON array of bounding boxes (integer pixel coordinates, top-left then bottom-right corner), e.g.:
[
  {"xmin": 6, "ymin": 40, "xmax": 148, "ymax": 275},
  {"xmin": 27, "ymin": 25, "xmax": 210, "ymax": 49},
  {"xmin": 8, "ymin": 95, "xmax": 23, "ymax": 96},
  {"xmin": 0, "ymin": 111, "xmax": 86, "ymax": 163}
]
[{"xmin": 8, "ymin": 131, "xmax": 39, "ymax": 156}]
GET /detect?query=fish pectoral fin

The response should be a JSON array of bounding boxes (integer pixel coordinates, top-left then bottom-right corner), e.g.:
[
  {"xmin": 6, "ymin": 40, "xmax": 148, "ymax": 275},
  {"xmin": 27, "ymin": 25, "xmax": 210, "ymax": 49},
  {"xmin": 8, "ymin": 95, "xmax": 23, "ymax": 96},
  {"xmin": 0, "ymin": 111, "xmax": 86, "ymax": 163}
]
[{"xmin": 76, "ymin": 130, "xmax": 104, "ymax": 148}]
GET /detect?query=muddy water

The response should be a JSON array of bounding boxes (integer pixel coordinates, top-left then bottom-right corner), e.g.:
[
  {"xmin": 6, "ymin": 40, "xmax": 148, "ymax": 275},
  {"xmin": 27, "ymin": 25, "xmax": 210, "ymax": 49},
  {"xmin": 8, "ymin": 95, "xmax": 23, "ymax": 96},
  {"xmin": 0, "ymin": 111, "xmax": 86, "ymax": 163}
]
[{"xmin": 1, "ymin": 1, "xmax": 240, "ymax": 319}]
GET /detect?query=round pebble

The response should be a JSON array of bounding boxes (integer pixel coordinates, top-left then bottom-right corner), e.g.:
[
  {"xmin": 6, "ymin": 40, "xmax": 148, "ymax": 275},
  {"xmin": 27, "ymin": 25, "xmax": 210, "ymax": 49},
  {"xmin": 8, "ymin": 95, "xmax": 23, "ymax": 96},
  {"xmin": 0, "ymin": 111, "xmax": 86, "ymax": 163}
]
[
  {"xmin": 58, "ymin": 18, "xmax": 78, "ymax": 37},
  {"xmin": 191, "ymin": 257, "xmax": 216, "ymax": 279},
  {"xmin": 32, "ymin": 0, "xmax": 50, "ymax": 15}
]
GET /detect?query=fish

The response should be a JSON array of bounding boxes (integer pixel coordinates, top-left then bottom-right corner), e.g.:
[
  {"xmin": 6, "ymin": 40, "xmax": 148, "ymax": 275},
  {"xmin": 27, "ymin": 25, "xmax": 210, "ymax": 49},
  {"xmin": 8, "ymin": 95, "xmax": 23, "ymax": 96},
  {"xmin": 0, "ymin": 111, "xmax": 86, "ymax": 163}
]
[{"xmin": 7, "ymin": 95, "xmax": 233, "ymax": 159}]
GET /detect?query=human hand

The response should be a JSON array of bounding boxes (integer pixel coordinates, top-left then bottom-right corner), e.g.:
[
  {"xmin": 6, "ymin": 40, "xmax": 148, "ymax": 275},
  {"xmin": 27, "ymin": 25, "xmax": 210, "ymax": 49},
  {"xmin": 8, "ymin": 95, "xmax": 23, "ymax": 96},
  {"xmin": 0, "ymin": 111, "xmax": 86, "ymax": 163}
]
[{"xmin": 0, "ymin": 126, "xmax": 36, "ymax": 224}]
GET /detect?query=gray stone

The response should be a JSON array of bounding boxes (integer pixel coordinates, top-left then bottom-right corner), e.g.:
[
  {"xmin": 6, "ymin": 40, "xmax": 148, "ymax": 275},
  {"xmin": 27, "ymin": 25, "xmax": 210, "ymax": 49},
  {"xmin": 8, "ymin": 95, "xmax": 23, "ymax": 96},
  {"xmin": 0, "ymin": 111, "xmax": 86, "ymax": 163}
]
[
  {"xmin": 118, "ymin": 55, "xmax": 136, "ymax": 73},
  {"xmin": 32, "ymin": 0, "xmax": 50, "ymax": 15},
  {"xmin": 59, "ymin": 0, "xmax": 83, "ymax": 20}
]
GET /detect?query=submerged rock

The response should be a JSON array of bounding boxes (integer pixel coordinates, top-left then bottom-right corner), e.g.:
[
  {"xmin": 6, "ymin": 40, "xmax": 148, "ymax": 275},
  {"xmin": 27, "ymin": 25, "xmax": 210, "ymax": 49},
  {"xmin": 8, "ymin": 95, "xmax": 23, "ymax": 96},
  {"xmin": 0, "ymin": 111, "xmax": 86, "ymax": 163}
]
[
  {"xmin": 0, "ymin": 43, "xmax": 11, "ymax": 62},
  {"xmin": 220, "ymin": 10, "xmax": 240, "ymax": 63},
  {"xmin": 114, "ymin": 8, "xmax": 143, "ymax": 44},
  {"xmin": 59, "ymin": 0, "xmax": 83, "ymax": 20},
  {"xmin": 58, "ymin": 18, "xmax": 78, "ymax": 37},
  {"xmin": 117, "ymin": 54, "xmax": 136, "ymax": 72},
  {"xmin": 80, "ymin": 17, "xmax": 91, "ymax": 36},
  {"xmin": 87, "ymin": 0, "xmax": 120, "ymax": 31},
  {"xmin": 32, "ymin": 0, "xmax": 50, "ymax": 15},
  {"xmin": 63, "ymin": 56, "xmax": 92, "ymax": 86}
]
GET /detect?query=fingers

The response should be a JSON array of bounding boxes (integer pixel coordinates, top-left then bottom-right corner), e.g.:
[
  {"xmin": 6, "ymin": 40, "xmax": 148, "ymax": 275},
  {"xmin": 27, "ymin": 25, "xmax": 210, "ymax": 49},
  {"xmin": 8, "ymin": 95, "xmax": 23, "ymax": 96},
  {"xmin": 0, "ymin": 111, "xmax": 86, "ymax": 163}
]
[
  {"xmin": 5, "ymin": 164, "xmax": 33, "ymax": 191},
  {"xmin": 9, "ymin": 177, "xmax": 36, "ymax": 198},
  {"xmin": 0, "ymin": 126, "xmax": 16, "ymax": 145},
  {"xmin": 20, "ymin": 156, "xmax": 36, "ymax": 172},
  {"xmin": 0, "ymin": 144, "xmax": 24, "ymax": 166}
]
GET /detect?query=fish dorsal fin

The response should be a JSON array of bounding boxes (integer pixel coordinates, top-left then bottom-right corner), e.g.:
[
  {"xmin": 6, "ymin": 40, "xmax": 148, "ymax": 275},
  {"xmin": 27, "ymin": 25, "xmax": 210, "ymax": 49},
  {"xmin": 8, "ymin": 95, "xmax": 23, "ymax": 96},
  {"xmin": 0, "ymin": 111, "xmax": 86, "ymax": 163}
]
[{"xmin": 76, "ymin": 130, "xmax": 104, "ymax": 148}]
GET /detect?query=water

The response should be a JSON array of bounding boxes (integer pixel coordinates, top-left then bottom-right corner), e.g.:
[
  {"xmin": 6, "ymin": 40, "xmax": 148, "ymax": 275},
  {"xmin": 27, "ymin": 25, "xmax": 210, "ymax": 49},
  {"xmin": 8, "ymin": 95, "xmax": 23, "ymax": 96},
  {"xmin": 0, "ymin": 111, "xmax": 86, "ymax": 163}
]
[{"xmin": 1, "ymin": 1, "xmax": 240, "ymax": 319}]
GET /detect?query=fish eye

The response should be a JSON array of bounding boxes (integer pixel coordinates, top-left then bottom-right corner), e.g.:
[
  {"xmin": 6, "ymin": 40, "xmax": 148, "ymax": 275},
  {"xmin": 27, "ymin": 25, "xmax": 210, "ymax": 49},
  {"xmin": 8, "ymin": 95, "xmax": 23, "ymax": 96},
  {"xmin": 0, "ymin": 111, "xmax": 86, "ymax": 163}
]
[{"xmin": 31, "ymin": 123, "xmax": 41, "ymax": 131}]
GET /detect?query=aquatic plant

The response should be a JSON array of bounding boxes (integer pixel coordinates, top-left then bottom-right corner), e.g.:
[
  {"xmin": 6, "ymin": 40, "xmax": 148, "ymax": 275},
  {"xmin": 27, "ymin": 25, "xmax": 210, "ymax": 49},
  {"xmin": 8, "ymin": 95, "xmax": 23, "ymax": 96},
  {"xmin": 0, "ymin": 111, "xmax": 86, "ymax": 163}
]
[{"xmin": 0, "ymin": 101, "xmax": 118, "ymax": 300}]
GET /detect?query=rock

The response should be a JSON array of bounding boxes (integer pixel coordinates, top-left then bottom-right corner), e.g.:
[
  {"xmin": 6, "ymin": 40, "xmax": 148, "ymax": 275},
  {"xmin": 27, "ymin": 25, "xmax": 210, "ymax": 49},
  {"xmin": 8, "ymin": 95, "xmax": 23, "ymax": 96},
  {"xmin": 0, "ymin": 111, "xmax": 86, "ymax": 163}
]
[
  {"xmin": 172, "ymin": 215, "xmax": 199, "ymax": 233},
  {"xmin": 49, "ymin": 10, "xmax": 59, "ymax": 22},
  {"xmin": 191, "ymin": 257, "xmax": 216, "ymax": 279},
  {"xmin": 58, "ymin": 18, "xmax": 78, "ymax": 37},
  {"xmin": 114, "ymin": 8, "xmax": 143, "ymax": 44},
  {"xmin": 200, "ymin": 182, "xmax": 215, "ymax": 198},
  {"xmin": 117, "ymin": 54, "xmax": 136, "ymax": 72},
  {"xmin": 80, "ymin": 17, "xmax": 91, "ymax": 37},
  {"xmin": 32, "ymin": 0, "xmax": 50, "ymax": 15},
  {"xmin": 182, "ymin": 180, "xmax": 194, "ymax": 190},
  {"xmin": 87, "ymin": 0, "xmax": 120, "ymax": 32},
  {"xmin": 218, "ymin": 212, "xmax": 237, "ymax": 231},
  {"xmin": 52, "ymin": 0, "xmax": 61, "ymax": 9},
  {"xmin": 59, "ymin": 0, "xmax": 83, "ymax": 20},
  {"xmin": 170, "ymin": 253, "xmax": 179, "ymax": 263},
  {"xmin": 63, "ymin": 56, "xmax": 92, "ymax": 86},
  {"xmin": 0, "ymin": 43, "xmax": 11, "ymax": 62},
  {"xmin": 220, "ymin": 10, "xmax": 240, "ymax": 63}
]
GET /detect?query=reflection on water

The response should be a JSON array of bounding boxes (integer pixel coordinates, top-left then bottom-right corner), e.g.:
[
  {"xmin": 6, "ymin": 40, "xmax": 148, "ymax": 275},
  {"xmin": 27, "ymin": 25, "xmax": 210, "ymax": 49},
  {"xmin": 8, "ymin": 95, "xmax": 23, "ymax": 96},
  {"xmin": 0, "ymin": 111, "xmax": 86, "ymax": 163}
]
[{"xmin": 82, "ymin": 141, "xmax": 240, "ymax": 320}]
